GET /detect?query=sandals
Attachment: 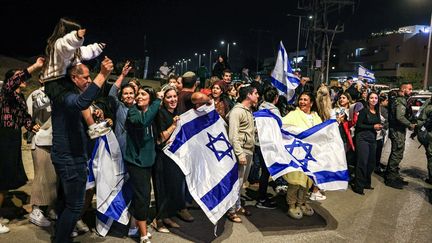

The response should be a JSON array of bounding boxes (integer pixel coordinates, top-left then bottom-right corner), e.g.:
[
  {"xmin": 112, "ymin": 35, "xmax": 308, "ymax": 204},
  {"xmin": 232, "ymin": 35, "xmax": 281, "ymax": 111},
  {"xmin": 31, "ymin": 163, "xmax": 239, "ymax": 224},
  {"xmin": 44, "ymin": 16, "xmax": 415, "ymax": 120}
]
[{"xmin": 227, "ymin": 213, "xmax": 242, "ymax": 223}]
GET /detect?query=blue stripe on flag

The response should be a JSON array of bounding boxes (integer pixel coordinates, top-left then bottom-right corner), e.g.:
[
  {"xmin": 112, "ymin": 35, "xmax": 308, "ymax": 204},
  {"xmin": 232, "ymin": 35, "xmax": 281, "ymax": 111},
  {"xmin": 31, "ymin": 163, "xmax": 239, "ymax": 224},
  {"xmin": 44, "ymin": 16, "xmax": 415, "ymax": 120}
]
[
  {"xmin": 271, "ymin": 77, "xmax": 288, "ymax": 94},
  {"xmin": 253, "ymin": 109, "xmax": 283, "ymax": 127},
  {"xmin": 267, "ymin": 160, "xmax": 300, "ymax": 176},
  {"xmin": 168, "ymin": 109, "xmax": 220, "ymax": 153},
  {"xmin": 315, "ymin": 170, "xmax": 350, "ymax": 184},
  {"xmin": 96, "ymin": 211, "xmax": 110, "ymax": 224},
  {"xmin": 103, "ymin": 180, "xmax": 133, "ymax": 221},
  {"xmin": 280, "ymin": 119, "xmax": 337, "ymax": 139},
  {"xmin": 101, "ymin": 135, "xmax": 111, "ymax": 156},
  {"xmin": 88, "ymin": 138, "xmax": 101, "ymax": 183},
  {"xmin": 200, "ymin": 163, "xmax": 238, "ymax": 211}
]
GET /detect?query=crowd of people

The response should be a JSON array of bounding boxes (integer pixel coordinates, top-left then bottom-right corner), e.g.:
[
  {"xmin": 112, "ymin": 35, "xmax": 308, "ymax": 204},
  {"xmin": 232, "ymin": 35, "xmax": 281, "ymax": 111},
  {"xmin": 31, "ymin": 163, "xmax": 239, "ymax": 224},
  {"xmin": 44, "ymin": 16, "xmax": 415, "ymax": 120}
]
[{"xmin": 1, "ymin": 17, "xmax": 432, "ymax": 243}]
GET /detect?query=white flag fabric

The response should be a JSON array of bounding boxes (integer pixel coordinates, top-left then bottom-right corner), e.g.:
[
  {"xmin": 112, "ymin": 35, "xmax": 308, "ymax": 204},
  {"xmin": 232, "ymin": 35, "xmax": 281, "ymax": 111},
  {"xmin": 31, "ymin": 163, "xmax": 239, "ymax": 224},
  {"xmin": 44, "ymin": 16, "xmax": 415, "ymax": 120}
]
[
  {"xmin": 358, "ymin": 65, "xmax": 375, "ymax": 82},
  {"xmin": 254, "ymin": 109, "xmax": 349, "ymax": 191},
  {"xmin": 271, "ymin": 41, "xmax": 300, "ymax": 104},
  {"xmin": 87, "ymin": 130, "xmax": 132, "ymax": 236},
  {"xmin": 163, "ymin": 103, "xmax": 239, "ymax": 224}
]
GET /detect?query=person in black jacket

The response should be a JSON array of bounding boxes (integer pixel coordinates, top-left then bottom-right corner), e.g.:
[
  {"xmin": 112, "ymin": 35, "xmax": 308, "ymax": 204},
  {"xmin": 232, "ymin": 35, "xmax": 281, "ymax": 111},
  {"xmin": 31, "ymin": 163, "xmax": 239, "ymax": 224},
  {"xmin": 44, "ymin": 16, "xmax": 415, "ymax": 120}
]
[
  {"xmin": 212, "ymin": 54, "xmax": 231, "ymax": 79},
  {"xmin": 352, "ymin": 92, "xmax": 383, "ymax": 195}
]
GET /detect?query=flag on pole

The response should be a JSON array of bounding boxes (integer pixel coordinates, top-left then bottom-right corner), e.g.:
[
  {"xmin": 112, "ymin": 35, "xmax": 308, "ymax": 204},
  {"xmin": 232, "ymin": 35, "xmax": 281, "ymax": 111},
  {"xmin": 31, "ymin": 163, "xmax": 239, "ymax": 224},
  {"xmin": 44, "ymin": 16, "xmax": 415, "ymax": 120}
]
[
  {"xmin": 87, "ymin": 131, "xmax": 132, "ymax": 236},
  {"xmin": 271, "ymin": 41, "xmax": 300, "ymax": 104},
  {"xmin": 358, "ymin": 65, "xmax": 375, "ymax": 82},
  {"xmin": 164, "ymin": 103, "xmax": 239, "ymax": 224},
  {"xmin": 254, "ymin": 109, "xmax": 349, "ymax": 191}
]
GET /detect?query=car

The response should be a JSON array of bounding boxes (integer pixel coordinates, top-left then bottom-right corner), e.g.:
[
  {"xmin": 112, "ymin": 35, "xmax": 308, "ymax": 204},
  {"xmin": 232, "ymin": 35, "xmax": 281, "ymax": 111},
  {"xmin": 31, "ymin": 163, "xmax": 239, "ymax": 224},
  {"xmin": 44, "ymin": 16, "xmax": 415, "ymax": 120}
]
[{"xmin": 407, "ymin": 92, "xmax": 432, "ymax": 117}]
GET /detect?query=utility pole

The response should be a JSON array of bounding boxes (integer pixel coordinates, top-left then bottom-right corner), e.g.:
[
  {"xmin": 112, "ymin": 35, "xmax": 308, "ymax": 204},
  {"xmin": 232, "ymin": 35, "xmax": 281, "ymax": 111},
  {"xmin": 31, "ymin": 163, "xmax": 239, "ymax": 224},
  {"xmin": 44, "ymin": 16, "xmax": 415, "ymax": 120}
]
[
  {"xmin": 299, "ymin": 0, "xmax": 355, "ymax": 85},
  {"xmin": 424, "ymin": 12, "xmax": 432, "ymax": 90}
]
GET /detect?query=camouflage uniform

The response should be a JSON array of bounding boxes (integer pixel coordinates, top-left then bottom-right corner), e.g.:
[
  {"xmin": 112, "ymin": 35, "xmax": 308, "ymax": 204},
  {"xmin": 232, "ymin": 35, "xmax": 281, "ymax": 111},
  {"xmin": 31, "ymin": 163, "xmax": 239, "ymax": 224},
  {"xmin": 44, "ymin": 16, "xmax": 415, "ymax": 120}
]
[
  {"xmin": 385, "ymin": 95, "xmax": 413, "ymax": 182},
  {"xmin": 416, "ymin": 100, "xmax": 432, "ymax": 181}
]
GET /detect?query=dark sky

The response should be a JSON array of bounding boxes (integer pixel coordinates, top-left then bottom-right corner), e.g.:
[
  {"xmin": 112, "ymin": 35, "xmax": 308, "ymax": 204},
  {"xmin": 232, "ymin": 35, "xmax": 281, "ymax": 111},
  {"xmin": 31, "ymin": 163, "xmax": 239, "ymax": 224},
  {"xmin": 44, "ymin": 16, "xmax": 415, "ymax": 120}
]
[{"xmin": 1, "ymin": 0, "xmax": 431, "ymax": 73}]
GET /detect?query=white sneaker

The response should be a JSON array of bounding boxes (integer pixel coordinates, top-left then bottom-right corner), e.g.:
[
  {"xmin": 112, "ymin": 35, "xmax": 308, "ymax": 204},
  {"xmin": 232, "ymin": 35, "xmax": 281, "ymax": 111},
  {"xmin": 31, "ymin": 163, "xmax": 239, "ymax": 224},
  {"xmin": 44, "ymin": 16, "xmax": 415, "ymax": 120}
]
[
  {"xmin": 75, "ymin": 219, "xmax": 90, "ymax": 233},
  {"xmin": 0, "ymin": 223, "xmax": 10, "ymax": 234},
  {"xmin": 140, "ymin": 235, "xmax": 151, "ymax": 243},
  {"xmin": 29, "ymin": 208, "xmax": 51, "ymax": 227},
  {"xmin": 310, "ymin": 191, "xmax": 327, "ymax": 201},
  {"xmin": 0, "ymin": 217, "xmax": 9, "ymax": 225}
]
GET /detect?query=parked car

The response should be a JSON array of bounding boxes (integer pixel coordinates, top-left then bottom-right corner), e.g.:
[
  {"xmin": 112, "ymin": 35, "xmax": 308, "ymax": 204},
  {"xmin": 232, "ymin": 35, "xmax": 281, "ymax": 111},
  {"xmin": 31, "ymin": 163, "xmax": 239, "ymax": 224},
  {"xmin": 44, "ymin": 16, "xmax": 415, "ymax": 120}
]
[{"xmin": 407, "ymin": 91, "xmax": 432, "ymax": 117}]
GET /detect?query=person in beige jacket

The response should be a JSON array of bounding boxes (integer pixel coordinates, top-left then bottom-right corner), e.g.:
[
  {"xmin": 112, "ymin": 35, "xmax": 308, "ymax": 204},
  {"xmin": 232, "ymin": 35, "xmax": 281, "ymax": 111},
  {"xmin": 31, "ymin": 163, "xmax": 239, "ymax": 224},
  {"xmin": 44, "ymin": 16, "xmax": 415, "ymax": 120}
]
[{"xmin": 227, "ymin": 85, "xmax": 259, "ymax": 223}]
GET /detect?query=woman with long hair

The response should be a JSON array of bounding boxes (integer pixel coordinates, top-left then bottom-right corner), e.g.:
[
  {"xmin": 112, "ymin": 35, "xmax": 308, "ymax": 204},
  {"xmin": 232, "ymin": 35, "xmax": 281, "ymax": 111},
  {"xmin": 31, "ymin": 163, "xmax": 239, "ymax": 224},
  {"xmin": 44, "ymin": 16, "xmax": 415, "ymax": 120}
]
[
  {"xmin": 281, "ymin": 91, "xmax": 322, "ymax": 219},
  {"xmin": 125, "ymin": 86, "xmax": 163, "ymax": 243},
  {"xmin": 352, "ymin": 92, "xmax": 383, "ymax": 195},
  {"xmin": 210, "ymin": 80, "xmax": 232, "ymax": 120},
  {"xmin": 41, "ymin": 17, "xmax": 106, "ymax": 139}
]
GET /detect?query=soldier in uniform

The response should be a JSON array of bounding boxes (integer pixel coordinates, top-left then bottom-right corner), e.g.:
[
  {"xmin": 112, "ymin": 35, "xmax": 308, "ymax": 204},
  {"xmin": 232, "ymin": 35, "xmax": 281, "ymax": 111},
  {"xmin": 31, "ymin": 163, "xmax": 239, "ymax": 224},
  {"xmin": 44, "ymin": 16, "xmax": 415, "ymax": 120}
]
[
  {"xmin": 415, "ymin": 98, "xmax": 432, "ymax": 185},
  {"xmin": 384, "ymin": 82, "xmax": 416, "ymax": 189}
]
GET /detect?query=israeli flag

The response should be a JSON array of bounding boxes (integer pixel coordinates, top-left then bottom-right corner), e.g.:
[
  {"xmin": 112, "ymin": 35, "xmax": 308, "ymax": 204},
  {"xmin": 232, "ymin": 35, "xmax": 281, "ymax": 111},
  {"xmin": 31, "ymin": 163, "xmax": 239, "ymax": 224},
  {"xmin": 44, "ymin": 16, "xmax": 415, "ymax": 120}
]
[
  {"xmin": 358, "ymin": 65, "xmax": 375, "ymax": 83},
  {"xmin": 254, "ymin": 110, "xmax": 349, "ymax": 191},
  {"xmin": 271, "ymin": 41, "xmax": 300, "ymax": 104},
  {"xmin": 164, "ymin": 103, "xmax": 239, "ymax": 224},
  {"xmin": 87, "ymin": 130, "xmax": 132, "ymax": 236}
]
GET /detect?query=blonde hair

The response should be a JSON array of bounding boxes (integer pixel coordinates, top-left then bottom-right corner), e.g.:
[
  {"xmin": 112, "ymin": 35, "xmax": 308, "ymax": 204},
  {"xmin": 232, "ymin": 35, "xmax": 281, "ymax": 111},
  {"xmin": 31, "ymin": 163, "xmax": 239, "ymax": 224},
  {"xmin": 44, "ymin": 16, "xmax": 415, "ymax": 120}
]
[{"xmin": 316, "ymin": 86, "xmax": 332, "ymax": 121}]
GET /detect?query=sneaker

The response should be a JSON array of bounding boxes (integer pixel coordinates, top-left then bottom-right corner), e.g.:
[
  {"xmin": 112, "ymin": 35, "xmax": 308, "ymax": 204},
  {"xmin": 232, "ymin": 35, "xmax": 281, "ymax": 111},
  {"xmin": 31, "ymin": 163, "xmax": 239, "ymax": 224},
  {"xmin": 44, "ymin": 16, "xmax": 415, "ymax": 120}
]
[
  {"xmin": 256, "ymin": 198, "xmax": 277, "ymax": 209},
  {"xmin": 385, "ymin": 180, "xmax": 404, "ymax": 190},
  {"xmin": 0, "ymin": 224, "xmax": 10, "ymax": 234},
  {"xmin": 88, "ymin": 121, "xmax": 111, "ymax": 139},
  {"xmin": 310, "ymin": 191, "xmax": 327, "ymax": 201},
  {"xmin": 75, "ymin": 219, "xmax": 90, "ymax": 233},
  {"xmin": 140, "ymin": 235, "xmax": 151, "ymax": 243},
  {"xmin": 275, "ymin": 185, "xmax": 287, "ymax": 194},
  {"xmin": 0, "ymin": 217, "xmax": 9, "ymax": 225},
  {"xmin": 29, "ymin": 208, "xmax": 51, "ymax": 227},
  {"xmin": 396, "ymin": 177, "xmax": 409, "ymax": 185},
  {"xmin": 177, "ymin": 209, "xmax": 194, "ymax": 222}
]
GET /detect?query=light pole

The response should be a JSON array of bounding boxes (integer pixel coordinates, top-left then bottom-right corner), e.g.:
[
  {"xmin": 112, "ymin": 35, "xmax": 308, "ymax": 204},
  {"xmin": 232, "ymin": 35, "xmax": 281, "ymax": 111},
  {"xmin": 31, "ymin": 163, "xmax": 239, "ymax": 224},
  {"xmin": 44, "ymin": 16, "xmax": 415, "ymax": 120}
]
[
  {"xmin": 221, "ymin": 40, "xmax": 237, "ymax": 60},
  {"xmin": 286, "ymin": 14, "xmax": 313, "ymax": 70},
  {"xmin": 209, "ymin": 49, "xmax": 217, "ymax": 73},
  {"xmin": 424, "ymin": 12, "xmax": 432, "ymax": 90}
]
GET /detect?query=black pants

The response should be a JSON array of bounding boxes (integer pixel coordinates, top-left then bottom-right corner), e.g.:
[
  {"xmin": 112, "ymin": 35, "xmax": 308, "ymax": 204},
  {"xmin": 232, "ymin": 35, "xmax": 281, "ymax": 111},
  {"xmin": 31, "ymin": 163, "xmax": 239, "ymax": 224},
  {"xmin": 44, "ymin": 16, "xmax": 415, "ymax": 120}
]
[
  {"xmin": 376, "ymin": 138, "xmax": 384, "ymax": 168},
  {"xmin": 126, "ymin": 163, "xmax": 152, "ymax": 221},
  {"xmin": 257, "ymin": 146, "xmax": 271, "ymax": 200},
  {"xmin": 354, "ymin": 131, "xmax": 377, "ymax": 190}
]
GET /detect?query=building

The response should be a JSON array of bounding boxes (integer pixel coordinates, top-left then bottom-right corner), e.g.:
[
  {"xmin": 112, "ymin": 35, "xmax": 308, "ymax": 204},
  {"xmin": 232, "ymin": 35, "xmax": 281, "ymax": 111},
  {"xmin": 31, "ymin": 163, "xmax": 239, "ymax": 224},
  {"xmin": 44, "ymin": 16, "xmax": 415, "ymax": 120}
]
[{"xmin": 333, "ymin": 25, "xmax": 432, "ymax": 88}]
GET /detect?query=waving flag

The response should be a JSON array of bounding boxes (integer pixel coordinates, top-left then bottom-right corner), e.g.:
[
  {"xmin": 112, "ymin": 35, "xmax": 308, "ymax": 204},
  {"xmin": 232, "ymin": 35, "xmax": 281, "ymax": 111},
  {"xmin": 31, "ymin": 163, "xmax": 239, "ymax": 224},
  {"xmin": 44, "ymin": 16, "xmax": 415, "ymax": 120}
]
[
  {"xmin": 87, "ymin": 131, "xmax": 132, "ymax": 236},
  {"xmin": 164, "ymin": 103, "xmax": 239, "ymax": 224},
  {"xmin": 254, "ymin": 109, "xmax": 349, "ymax": 191},
  {"xmin": 271, "ymin": 41, "xmax": 300, "ymax": 104},
  {"xmin": 358, "ymin": 65, "xmax": 375, "ymax": 83}
]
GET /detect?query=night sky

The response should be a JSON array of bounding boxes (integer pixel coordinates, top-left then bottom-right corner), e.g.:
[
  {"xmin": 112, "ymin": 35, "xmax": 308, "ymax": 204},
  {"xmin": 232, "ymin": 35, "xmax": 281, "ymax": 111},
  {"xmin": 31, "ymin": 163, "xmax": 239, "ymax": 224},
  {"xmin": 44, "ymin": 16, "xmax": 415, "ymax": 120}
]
[{"xmin": 1, "ymin": 0, "xmax": 431, "ymax": 73}]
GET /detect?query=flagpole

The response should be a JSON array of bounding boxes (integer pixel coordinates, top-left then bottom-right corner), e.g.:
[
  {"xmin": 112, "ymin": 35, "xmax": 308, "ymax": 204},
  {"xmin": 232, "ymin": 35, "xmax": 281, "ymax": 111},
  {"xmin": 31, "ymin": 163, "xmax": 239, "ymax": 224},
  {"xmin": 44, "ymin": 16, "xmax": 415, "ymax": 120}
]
[{"xmin": 424, "ymin": 12, "xmax": 432, "ymax": 90}]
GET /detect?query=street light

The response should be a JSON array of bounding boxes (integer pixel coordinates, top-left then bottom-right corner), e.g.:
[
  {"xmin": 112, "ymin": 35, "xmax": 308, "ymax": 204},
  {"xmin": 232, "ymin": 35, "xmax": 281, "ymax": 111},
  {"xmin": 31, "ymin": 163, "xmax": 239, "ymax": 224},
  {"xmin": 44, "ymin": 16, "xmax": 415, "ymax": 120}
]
[
  {"xmin": 195, "ymin": 52, "xmax": 206, "ymax": 70},
  {"xmin": 220, "ymin": 40, "xmax": 237, "ymax": 60},
  {"xmin": 286, "ymin": 14, "xmax": 313, "ymax": 70}
]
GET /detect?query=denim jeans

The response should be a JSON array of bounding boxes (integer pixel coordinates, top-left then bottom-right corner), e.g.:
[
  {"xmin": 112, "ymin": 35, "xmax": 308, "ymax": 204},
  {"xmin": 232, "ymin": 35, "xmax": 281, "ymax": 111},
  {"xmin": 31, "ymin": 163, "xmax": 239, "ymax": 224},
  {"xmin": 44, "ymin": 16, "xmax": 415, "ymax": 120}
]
[{"xmin": 52, "ymin": 156, "xmax": 87, "ymax": 243}]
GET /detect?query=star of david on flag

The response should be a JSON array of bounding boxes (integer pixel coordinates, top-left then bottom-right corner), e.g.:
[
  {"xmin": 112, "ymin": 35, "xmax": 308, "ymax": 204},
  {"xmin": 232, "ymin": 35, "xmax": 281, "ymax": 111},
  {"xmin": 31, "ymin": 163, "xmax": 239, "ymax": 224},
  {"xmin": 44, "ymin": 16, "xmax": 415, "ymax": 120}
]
[
  {"xmin": 164, "ymin": 102, "xmax": 239, "ymax": 224},
  {"xmin": 254, "ymin": 109, "xmax": 349, "ymax": 191},
  {"xmin": 206, "ymin": 132, "xmax": 234, "ymax": 161},
  {"xmin": 284, "ymin": 139, "xmax": 316, "ymax": 168}
]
